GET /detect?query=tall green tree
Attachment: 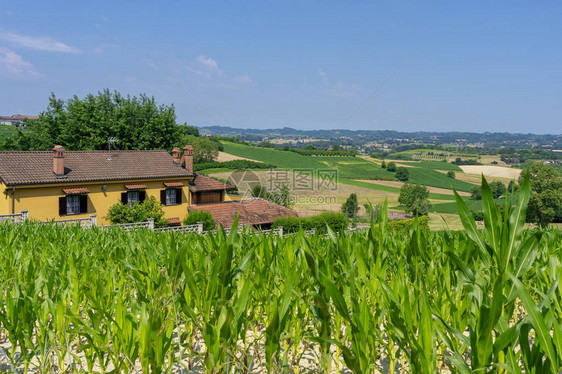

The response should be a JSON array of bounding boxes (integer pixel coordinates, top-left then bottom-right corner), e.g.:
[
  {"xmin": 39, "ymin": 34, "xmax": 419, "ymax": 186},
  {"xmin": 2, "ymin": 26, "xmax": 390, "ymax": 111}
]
[
  {"xmin": 399, "ymin": 184, "xmax": 432, "ymax": 216},
  {"xmin": 341, "ymin": 193, "xmax": 360, "ymax": 218},
  {"xmin": 519, "ymin": 162, "xmax": 562, "ymax": 227},
  {"xmin": 4, "ymin": 90, "xmax": 181, "ymax": 151}
]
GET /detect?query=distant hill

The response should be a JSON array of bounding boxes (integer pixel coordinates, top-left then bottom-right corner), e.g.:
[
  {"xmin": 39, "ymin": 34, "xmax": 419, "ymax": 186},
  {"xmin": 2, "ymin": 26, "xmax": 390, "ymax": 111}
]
[{"xmin": 198, "ymin": 125, "xmax": 562, "ymax": 150}]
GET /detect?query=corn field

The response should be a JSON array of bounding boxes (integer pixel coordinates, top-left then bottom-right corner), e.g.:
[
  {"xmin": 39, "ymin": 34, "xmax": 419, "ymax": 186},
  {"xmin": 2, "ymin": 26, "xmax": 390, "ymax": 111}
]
[{"xmin": 0, "ymin": 175, "xmax": 561, "ymax": 373}]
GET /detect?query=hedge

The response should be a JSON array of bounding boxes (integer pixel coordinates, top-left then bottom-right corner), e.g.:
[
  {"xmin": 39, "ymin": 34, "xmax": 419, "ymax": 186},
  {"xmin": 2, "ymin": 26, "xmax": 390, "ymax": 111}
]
[{"xmin": 272, "ymin": 212, "xmax": 348, "ymax": 234}]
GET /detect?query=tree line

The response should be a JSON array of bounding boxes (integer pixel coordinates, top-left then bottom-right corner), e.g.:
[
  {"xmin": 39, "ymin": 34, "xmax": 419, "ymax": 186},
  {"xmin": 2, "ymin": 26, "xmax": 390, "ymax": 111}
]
[{"xmin": 1, "ymin": 90, "xmax": 221, "ymax": 163}]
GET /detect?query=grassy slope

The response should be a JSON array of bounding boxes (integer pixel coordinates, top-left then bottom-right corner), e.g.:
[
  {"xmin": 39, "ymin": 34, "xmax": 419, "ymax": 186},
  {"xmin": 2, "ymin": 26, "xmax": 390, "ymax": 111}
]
[{"xmin": 222, "ymin": 142, "xmax": 475, "ymax": 192}]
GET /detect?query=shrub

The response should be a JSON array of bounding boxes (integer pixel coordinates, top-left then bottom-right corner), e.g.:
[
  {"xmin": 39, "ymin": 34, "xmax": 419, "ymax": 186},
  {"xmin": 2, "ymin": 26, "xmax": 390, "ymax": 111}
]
[
  {"xmin": 386, "ymin": 162, "xmax": 397, "ymax": 172},
  {"xmin": 387, "ymin": 216, "xmax": 430, "ymax": 235},
  {"xmin": 470, "ymin": 186, "xmax": 482, "ymax": 200},
  {"xmin": 381, "ymin": 160, "xmax": 387, "ymax": 169},
  {"xmin": 489, "ymin": 181, "xmax": 506, "ymax": 199},
  {"xmin": 471, "ymin": 210, "xmax": 484, "ymax": 221},
  {"xmin": 307, "ymin": 212, "xmax": 348, "ymax": 234},
  {"xmin": 372, "ymin": 216, "xmax": 430, "ymax": 236},
  {"xmin": 447, "ymin": 171, "xmax": 456, "ymax": 179},
  {"xmin": 395, "ymin": 167, "xmax": 409, "ymax": 181},
  {"xmin": 183, "ymin": 211, "xmax": 215, "ymax": 230},
  {"xmin": 106, "ymin": 196, "xmax": 167, "ymax": 228},
  {"xmin": 272, "ymin": 212, "xmax": 347, "ymax": 234},
  {"xmin": 271, "ymin": 216, "xmax": 305, "ymax": 233}
]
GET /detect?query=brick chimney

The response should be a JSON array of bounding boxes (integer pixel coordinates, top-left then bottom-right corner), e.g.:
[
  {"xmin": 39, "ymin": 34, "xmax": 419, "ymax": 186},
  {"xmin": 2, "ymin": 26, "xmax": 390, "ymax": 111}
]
[
  {"xmin": 52, "ymin": 145, "xmax": 65, "ymax": 176},
  {"xmin": 171, "ymin": 147, "xmax": 181, "ymax": 164},
  {"xmin": 182, "ymin": 145, "xmax": 194, "ymax": 172}
]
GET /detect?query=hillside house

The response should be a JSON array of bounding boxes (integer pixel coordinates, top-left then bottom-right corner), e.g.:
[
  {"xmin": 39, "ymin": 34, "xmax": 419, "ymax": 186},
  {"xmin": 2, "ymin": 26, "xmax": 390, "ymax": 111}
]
[
  {"xmin": 0, "ymin": 114, "xmax": 39, "ymax": 127},
  {"xmin": 0, "ymin": 145, "xmax": 296, "ymax": 227}
]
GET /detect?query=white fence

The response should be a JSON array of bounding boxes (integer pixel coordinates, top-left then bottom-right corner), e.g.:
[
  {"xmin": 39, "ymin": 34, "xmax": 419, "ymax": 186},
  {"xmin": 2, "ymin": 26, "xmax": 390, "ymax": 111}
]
[
  {"xmin": 102, "ymin": 219, "xmax": 155, "ymax": 232},
  {"xmin": 41, "ymin": 215, "xmax": 97, "ymax": 228},
  {"xmin": 158, "ymin": 222, "xmax": 203, "ymax": 234},
  {"xmin": 0, "ymin": 210, "xmax": 28, "ymax": 223},
  {"xmin": 3, "ymin": 210, "xmax": 375, "ymax": 238}
]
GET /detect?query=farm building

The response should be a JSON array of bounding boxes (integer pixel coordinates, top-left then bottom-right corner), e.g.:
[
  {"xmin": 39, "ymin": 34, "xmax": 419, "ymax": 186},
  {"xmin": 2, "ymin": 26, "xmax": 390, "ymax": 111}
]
[{"xmin": 0, "ymin": 145, "xmax": 296, "ymax": 227}]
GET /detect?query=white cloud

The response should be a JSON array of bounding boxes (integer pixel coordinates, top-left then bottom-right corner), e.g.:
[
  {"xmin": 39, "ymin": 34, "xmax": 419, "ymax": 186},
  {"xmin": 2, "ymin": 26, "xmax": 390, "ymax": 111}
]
[
  {"xmin": 0, "ymin": 31, "xmax": 81, "ymax": 54},
  {"xmin": 0, "ymin": 47, "xmax": 40, "ymax": 76},
  {"xmin": 233, "ymin": 75, "xmax": 252, "ymax": 83},
  {"xmin": 196, "ymin": 55, "xmax": 222, "ymax": 74}
]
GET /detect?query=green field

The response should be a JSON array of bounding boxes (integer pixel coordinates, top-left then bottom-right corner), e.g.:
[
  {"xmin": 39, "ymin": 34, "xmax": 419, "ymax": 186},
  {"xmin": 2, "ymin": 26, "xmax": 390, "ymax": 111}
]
[{"xmin": 222, "ymin": 142, "xmax": 476, "ymax": 192}]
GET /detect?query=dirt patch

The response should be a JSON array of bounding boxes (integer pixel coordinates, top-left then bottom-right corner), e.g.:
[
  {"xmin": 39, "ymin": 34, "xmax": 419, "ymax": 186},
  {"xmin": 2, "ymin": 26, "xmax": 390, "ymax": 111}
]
[
  {"xmin": 436, "ymin": 170, "xmax": 512, "ymax": 185},
  {"xmin": 216, "ymin": 152, "xmax": 263, "ymax": 163},
  {"xmin": 459, "ymin": 165, "xmax": 521, "ymax": 179},
  {"xmin": 356, "ymin": 179, "xmax": 471, "ymax": 197}
]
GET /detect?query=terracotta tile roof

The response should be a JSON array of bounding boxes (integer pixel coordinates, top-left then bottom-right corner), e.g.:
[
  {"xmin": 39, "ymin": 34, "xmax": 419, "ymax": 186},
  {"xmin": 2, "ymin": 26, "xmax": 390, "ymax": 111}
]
[
  {"xmin": 0, "ymin": 115, "xmax": 39, "ymax": 120},
  {"xmin": 125, "ymin": 184, "xmax": 148, "ymax": 190},
  {"xmin": 164, "ymin": 182, "xmax": 184, "ymax": 187},
  {"xmin": 189, "ymin": 198, "xmax": 297, "ymax": 228},
  {"xmin": 0, "ymin": 150, "xmax": 194, "ymax": 186},
  {"xmin": 167, "ymin": 218, "xmax": 182, "ymax": 226},
  {"xmin": 190, "ymin": 174, "xmax": 234, "ymax": 192},
  {"xmin": 62, "ymin": 187, "xmax": 90, "ymax": 194}
]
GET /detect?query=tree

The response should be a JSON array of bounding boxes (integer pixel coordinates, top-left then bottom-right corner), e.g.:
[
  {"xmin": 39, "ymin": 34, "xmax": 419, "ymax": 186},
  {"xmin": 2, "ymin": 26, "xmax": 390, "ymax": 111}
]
[
  {"xmin": 470, "ymin": 186, "xmax": 482, "ymax": 200},
  {"xmin": 386, "ymin": 161, "xmax": 397, "ymax": 172},
  {"xmin": 251, "ymin": 185, "xmax": 267, "ymax": 199},
  {"xmin": 183, "ymin": 211, "xmax": 215, "ymax": 230},
  {"xmin": 519, "ymin": 163, "xmax": 562, "ymax": 227},
  {"xmin": 489, "ymin": 181, "xmax": 506, "ymax": 199},
  {"xmin": 398, "ymin": 184, "xmax": 432, "ymax": 216},
  {"xmin": 5, "ymin": 90, "xmax": 181, "ymax": 151},
  {"xmin": 381, "ymin": 160, "xmax": 387, "ymax": 169},
  {"xmin": 341, "ymin": 193, "xmax": 360, "ymax": 218},
  {"xmin": 332, "ymin": 144, "xmax": 341, "ymax": 151},
  {"xmin": 106, "ymin": 196, "xmax": 167, "ymax": 228},
  {"xmin": 447, "ymin": 171, "xmax": 456, "ymax": 179},
  {"xmin": 267, "ymin": 184, "xmax": 291, "ymax": 207},
  {"xmin": 180, "ymin": 134, "xmax": 219, "ymax": 163},
  {"xmin": 395, "ymin": 167, "xmax": 409, "ymax": 181}
]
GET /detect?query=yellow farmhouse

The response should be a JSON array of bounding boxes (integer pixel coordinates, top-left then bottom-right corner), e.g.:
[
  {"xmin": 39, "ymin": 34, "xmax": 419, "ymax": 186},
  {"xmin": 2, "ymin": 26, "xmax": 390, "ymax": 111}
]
[{"xmin": 0, "ymin": 145, "xmax": 234, "ymax": 225}]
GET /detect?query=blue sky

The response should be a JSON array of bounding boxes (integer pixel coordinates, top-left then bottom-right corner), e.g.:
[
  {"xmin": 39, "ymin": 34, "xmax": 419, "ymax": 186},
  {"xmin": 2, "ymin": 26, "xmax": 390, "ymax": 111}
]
[{"xmin": 0, "ymin": 1, "xmax": 560, "ymax": 133}]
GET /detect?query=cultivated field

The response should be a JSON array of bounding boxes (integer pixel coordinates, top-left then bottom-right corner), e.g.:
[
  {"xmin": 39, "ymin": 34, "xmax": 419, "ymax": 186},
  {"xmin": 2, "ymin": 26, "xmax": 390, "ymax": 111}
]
[
  {"xmin": 356, "ymin": 179, "xmax": 471, "ymax": 197},
  {"xmin": 459, "ymin": 165, "xmax": 521, "ymax": 179},
  {"xmin": 0, "ymin": 187, "xmax": 561, "ymax": 373}
]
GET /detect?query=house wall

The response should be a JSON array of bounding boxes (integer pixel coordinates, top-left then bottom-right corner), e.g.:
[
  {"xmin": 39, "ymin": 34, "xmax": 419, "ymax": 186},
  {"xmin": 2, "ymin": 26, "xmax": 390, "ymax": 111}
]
[
  {"xmin": 9, "ymin": 178, "xmax": 192, "ymax": 225},
  {"xmin": 0, "ymin": 180, "xmax": 10, "ymax": 215}
]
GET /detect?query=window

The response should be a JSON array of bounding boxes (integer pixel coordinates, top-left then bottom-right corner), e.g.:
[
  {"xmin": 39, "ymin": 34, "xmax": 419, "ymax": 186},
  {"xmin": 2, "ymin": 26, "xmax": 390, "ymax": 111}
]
[
  {"xmin": 128, "ymin": 191, "xmax": 140, "ymax": 204},
  {"xmin": 160, "ymin": 188, "xmax": 182, "ymax": 206},
  {"xmin": 66, "ymin": 195, "xmax": 81, "ymax": 215},
  {"xmin": 166, "ymin": 189, "xmax": 177, "ymax": 205},
  {"xmin": 121, "ymin": 190, "xmax": 146, "ymax": 205},
  {"xmin": 59, "ymin": 194, "xmax": 87, "ymax": 216}
]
